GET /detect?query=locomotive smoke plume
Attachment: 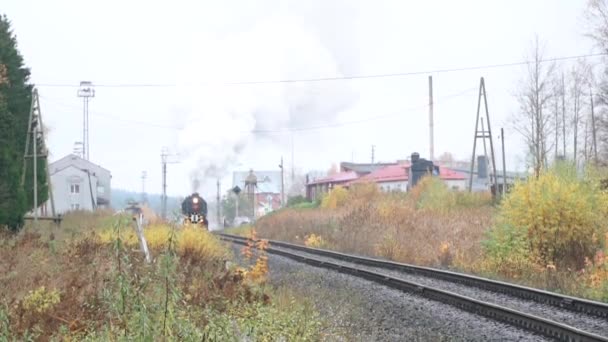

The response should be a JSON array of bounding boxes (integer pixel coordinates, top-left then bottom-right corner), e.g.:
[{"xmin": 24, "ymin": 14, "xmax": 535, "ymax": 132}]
[{"xmin": 175, "ymin": 9, "xmax": 359, "ymax": 194}]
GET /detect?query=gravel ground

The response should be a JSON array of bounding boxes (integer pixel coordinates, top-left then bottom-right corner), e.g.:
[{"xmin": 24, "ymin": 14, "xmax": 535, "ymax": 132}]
[
  {"xmin": 229, "ymin": 244, "xmax": 549, "ymax": 342},
  {"xmin": 269, "ymin": 245, "xmax": 608, "ymax": 338}
]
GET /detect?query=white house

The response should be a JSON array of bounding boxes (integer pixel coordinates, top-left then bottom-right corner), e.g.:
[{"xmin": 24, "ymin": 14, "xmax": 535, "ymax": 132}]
[{"xmin": 42, "ymin": 154, "xmax": 112, "ymax": 214}]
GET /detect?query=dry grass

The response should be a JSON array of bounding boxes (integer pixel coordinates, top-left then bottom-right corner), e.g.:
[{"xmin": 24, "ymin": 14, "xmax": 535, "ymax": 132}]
[
  {"xmin": 255, "ymin": 176, "xmax": 608, "ymax": 302},
  {"xmin": 256, "ymin": 183, "xmax": 494, "ymax": 268},
  {"xmin": 22, "ymin": 209, "xmax": 116, "ymax": 244},
  {"xmin": 0, "ymin": 212, "xmax": 324, "ymax": 340},
  {"xmin": 0, "ymin": 231, "xmax": 114, "ymax": 338},
  {"xmin": 97, "ymin": 223, "xmax": 229, "ymax": 261}
]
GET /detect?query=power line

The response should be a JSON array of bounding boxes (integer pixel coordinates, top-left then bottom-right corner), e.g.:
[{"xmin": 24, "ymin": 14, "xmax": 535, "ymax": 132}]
[
  {"xmin": 34, "ymin": 52, "xmax": 607, "ymax": 88},
  {"xmin": 249, "ymin": 87, "xmax": 477, "ymax": 133},
  {"xmin": 39, "ymin": 95, "xmax": 182, "ymax": 129},
  {"xmin": 41, "ymin": 86, "xmax": 476, "ymax": 133}
]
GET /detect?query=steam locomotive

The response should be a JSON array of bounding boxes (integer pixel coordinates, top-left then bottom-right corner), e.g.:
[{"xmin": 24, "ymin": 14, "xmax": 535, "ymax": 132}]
[{"xmin": 181, "ymin": 193, "xmax": 209, "ymax": 228}]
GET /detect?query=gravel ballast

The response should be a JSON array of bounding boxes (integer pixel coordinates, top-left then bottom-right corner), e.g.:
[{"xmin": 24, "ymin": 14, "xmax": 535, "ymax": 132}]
[
  {"xmin": 269, "ymin": 244, "xmax": 608, "ymax": 338},
  {"xmin": 229, "ymin": 244, "xmax": 550, "ymax": 341}
]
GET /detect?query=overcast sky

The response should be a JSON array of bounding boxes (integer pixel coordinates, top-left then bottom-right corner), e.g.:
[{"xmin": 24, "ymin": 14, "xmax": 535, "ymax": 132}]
[{"xmin": 3, "ymin": 0, "xmax": 597, "ymax": 198}]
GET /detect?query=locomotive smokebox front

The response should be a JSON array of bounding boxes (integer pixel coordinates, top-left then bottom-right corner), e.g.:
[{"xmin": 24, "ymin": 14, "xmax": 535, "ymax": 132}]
[{"xmin": 409, "ymin": 152, "xmax": 438, "ymax": 189}]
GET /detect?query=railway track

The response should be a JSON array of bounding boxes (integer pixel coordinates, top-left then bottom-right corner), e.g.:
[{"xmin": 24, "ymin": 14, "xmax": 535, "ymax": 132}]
[{"xmin": 217, "ymin": 232, "xmax": 608, "ymax": 342}]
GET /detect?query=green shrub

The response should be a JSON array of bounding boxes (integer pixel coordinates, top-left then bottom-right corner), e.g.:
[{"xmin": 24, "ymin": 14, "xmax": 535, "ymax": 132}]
[
  {"xmin": 291, "ymin": 201, "xmax": 318, "ymax": 209},
  {"xmin": 287, "ymin": 195, "xmax": 308, "ymax": 207},
  {"xmin": 482, "ymin": 223, "xmax": 535, "ymax": 277}
]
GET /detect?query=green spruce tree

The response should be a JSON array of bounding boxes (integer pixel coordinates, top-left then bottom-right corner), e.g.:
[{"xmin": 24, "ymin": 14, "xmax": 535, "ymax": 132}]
[{"xmin": 0, "ymin": 14, "xmax": 47, "ymax": 230}]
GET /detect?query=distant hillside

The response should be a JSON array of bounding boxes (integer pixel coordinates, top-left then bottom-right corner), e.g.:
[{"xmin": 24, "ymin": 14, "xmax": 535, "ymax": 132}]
[{"xmin": 111, "ymin": 189, "xmax": 182, "ymax": 214}]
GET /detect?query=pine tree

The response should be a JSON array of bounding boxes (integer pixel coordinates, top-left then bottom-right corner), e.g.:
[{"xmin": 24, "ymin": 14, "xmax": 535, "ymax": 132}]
[{"xmin": 0, "ymin": 14, "xmax": 47, "ymax": 230}]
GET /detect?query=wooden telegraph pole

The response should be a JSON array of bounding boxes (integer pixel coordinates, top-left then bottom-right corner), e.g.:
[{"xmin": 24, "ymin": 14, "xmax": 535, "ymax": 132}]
[
  {"xmin": 429, "ymin": 75, "xmax": 434, "ymax": 161},
  {"xmin": 279, "ymin": 157, "xmax": 285, "ymax": 207},
  {"xmin": 216, "ymin": 179, "xmax": 221, "ymax": 229}
]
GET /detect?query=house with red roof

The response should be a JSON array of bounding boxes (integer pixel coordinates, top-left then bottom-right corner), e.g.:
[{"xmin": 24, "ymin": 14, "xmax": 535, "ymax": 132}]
[
  {"xmin": 348, "ymin": 163, "xmax": 410, "ymax": 192},
  {"xmin": 305, "ymin": 161, "xmax": 467, "ymax": 201},
  {"xmin": 306, "ymin": 171, "xmax": 359, "ymax": 201}
]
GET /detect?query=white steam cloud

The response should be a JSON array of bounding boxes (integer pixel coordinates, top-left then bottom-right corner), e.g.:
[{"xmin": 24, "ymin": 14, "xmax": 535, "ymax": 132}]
[{"xmin": 174, "ymin": 12, "xmax": 358, "ymax": 193}]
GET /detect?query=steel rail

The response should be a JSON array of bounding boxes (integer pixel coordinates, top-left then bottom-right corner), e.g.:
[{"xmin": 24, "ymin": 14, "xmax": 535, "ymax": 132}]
[
  {"xmin": 217, "ymin": 233, "xmax": 608, "ymax": 319},
  {"xmin": 218, "ymin": 233, "xmax": 608, "ymax": 342}
]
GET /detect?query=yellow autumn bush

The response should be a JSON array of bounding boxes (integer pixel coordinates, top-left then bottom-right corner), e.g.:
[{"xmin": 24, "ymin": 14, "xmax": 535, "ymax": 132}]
[
  {"xmin": 347, "ymin": 182, "xmax": 380, "ymax": 203},
  {"xmin": 491, "ymin": 167, "xmax": 608, "ymax": 270},
  {"xmin": 23, "ymin": 286, "xmax": 60, "ymax": 314},
  {"xmin": 240, "ymin": 229, "xmax": 270, "ymax": 284},
  {"xmin": 320, "ymin": 185, "xmax": 349, "ymax": 209},
  {"xmin": 98, "ymin": 224, "xmax": 227, "ymax": 260},
  {"xmin": 409, "ymin": 176, "xmax": 457, "ymax": 212},
  {"xmin": 304, "ymin": 233, "xmax": 328, "ymax": 249}
]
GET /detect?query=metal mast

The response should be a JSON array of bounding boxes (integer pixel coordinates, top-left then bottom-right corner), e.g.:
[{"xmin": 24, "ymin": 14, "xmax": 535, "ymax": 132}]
[
  {"xmin": 21, "ymin": 89, "xmax": 57, "ymax": 224},
  {"xmin": 468, "ymin": 77, "xmax": 498, "ymax": 193},
  {"xmin": 77, "ymin": 81, "xmax": 95, "ymax": 160}
]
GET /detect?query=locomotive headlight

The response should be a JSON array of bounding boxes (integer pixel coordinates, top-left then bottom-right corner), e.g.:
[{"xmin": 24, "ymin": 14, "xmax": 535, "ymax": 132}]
[{"xmin": 192, "ymin": 197, "xmax": 199, "ymax": 204}]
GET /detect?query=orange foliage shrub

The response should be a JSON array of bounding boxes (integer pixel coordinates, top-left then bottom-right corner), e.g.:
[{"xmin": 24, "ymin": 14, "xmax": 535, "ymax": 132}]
[{"xmin": 240, "ymin": 229, "xmax": 270, "ymax": 284}]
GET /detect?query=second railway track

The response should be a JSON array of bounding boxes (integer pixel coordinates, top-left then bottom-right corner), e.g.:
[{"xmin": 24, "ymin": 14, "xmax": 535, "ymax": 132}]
[{"xmin": 218, "ymin": 232, "xmax": 608, "ymax": 342}]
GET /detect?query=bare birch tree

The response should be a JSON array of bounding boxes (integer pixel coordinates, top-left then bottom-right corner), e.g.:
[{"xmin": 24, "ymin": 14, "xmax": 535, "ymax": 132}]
[
  {"xmin": 569, "ymin": 60, "xmax": 592, "ymax": 168},
  {"xmin": 586, "ymin": 0, "xmax": 608, "ymax": 164},
  {"xmin": 513, "ymin": 36, "xmax": 556, "ymax": 178}
]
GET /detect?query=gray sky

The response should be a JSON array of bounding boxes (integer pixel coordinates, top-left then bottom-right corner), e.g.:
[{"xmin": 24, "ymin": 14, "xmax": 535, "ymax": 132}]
[{"xmin": 3, "ymin": 0, "xmax": 597, "ymax": 197}]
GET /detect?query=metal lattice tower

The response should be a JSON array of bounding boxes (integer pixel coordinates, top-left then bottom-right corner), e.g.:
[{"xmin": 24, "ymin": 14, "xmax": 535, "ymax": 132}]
[
  {"xmin": 77, "ymin": 81, "xmax": 95, "ymax": 161},
  {"xmin": 468, "ymin": 77, "xmax": 498, "ymax": 193},
  {"xmin": 21, "ymin": 88, "xmax": 57, "ymax": 224}
]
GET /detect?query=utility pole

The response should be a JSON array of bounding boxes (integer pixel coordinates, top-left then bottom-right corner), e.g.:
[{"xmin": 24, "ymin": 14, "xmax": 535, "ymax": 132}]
[
  {"xmin": 216, "ymin": 179, "xmax": 221, "ymax": 229},
  {"xmin": 235, "ymin": 190, "xmax": 240, "ymax": 218},
  {"xmin": 590, "ymin": 88, "xmax": 598, "ymax": 164},
  {"xmin": 429, "ymin": 75, "xmax": 434, "ymax": 161},
  {"xmin": 371, "ymin": 145, "xmax": 375, "ymax": 164},
  {"xmin": 33, "ymin": 113, "xmax": 38, "ymax": 224},
  {"xmin": 468, "ymin": 77, "xmax": 498, "ymax": 193},
  {"xmin": 562, "ymin": 73, "xmax": 566, "ymax": 158},
  {"xmin": 501, "ymin": 128, "xmax": 507, "ymax": 197},
  {"xmin": 161, "ymin": 149, "xmax": 167, "ymax": 219},
  {"xmin": 21, "ymin": 88, "xmax": 57, "ymax": 224},
  {"xmin": 480, "ymin": 117, "xmax": 490, "ymax": 183},
  {"xmin": 77, "ymin": 81, "xmax": 95, "ymax": 160},
  {"xmin": 291, "ymin": 134, "xmax": 295, "ymax": 185},
  {"xmin": 141, "ymin": 171, "xmax": 147, "ymax": 205},
  {"xmin": 279, "ymin": 157, "xmax": 285, "ymax": 207},
  {"xmin": 160, "ymin": 147, "xmax": 179, "ymax": 220}
]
